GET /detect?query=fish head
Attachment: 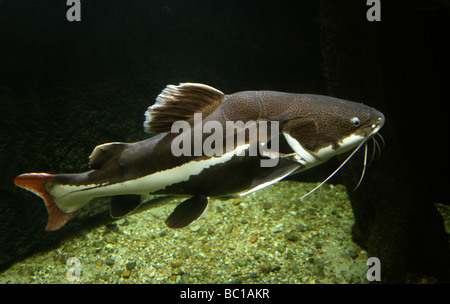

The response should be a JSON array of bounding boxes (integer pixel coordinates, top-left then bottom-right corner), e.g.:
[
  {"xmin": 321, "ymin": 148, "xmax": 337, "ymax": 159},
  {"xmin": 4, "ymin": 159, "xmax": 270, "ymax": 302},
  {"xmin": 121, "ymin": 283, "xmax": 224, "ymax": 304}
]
[{"xmin": 283, "ymin": 95, "xmax": 385, "ymax": 165}]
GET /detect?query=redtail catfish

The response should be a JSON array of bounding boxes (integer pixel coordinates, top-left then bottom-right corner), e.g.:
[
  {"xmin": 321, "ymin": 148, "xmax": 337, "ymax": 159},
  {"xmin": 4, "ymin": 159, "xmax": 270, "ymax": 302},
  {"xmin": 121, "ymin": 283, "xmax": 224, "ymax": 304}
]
[{"xmin": 15, "ymin": 83, "xmax": 385, "ymax": 231}]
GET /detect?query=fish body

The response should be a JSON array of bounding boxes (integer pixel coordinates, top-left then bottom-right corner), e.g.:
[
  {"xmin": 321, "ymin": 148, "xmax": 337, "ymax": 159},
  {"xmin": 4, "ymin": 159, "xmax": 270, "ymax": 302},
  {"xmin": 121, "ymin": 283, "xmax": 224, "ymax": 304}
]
[{"xmin": 14, "ymin": 83, "xmax": 385, "ymax": 231}]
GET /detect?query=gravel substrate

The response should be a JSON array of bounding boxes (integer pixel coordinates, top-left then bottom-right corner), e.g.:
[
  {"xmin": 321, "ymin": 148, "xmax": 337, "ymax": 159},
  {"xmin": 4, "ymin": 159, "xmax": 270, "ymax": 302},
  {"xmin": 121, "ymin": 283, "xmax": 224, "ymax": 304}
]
[{"xmin": 0, "ymin": 181, "xmax": 384, "ymax": 284}]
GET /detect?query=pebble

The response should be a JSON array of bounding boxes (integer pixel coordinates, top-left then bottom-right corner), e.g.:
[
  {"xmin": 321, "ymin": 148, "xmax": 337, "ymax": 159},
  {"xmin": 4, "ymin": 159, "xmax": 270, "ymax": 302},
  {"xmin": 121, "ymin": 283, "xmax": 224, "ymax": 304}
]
[
  {"xmin": 259, "ymin": 264, "xmax": 271, "ymax": 274},
  {"xmin": 262, "ymin": 202, "xmax": 272, "ymax": 210},
  {"xmin": 249, "ymin": 272, "xmax": 258, "ymax": 279},
  {"xmin": 126, "ymin": 261, "xmax": 137, "ymax": 270},
  {"xmin": 271, "ymin": 265, "xmax": 281, "ymax": 272},
  {"xmin": 106, "ymin": 223, "xmax": 120, "ymax": 233},
  {"xmin": 179, "ymin": 248, "xmax": 191, "ymax": 260},
  {"xmin": 189, "ymin": 225, "xmax": 201, "ymax": 232},
  {"xmin": 271, "ymin": 224, "xmax": 284, "ymax": 233},
  {"xmin": 118, "ymin": 219, "xmax": 130, "ymax": 226},
  {"xmin": 122, "ymin": 269, "xmax": 131, "ymax": 278},
  {"xmin": 170, "ymin": 259, "xmax": 183, "ymax": 269},
  {"xmin": 236, "ymin": 258, "xmax": 248, "ymax": 267},
  {"xmin": 171, "ymin": 268, "xmax": 184, "ymax": 276},
  {"xmin": 1, "ymin": 181, "xmax": 372, "ymax": 284},
  {"xmin": 348, "ymin": 248, "xmax": 359, "ymax": 260},
  {"xmin": 238, "ymin": 202, "xmax": 248, "ymax": 209},
  {"xmin": 285, "ymin": 232, "xmax": 299, "ymax": 242},
  {"xmin": 312, "ymin": 259, "xmax": 325, "ymax": 277},
  {"xmin": 105, "ymin": 244, "xmax": 115, "ymax": 253},
  {"xmin": 105, "ymin": 234, "xmax": 118, "ymax": 244},
  {"xmin": 249, "ymin": 234, "xmax": 258, "ymax": 243},
  {"xmin": 314, "ymin": 242, "xmax": 323, "ymax": 249},
  {"xmin": 104, "ymin": 256, "xmax": 115, "ymax": 266}
]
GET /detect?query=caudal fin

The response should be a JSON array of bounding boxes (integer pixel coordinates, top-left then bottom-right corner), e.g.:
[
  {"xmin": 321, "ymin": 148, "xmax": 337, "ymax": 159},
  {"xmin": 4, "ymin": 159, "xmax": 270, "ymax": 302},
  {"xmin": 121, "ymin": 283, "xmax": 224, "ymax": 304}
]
[{"xmin": 14, "ymin": 173, "xmax": 75, "ymax": 231}]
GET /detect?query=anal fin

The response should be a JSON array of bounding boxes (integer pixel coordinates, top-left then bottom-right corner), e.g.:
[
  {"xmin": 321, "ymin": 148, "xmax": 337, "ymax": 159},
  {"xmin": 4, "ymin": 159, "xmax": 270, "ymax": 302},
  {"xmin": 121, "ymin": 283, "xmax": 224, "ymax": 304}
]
[
  {"xmin": 110, "ymin": 194, "xmax": 142, "ymax": 218},
  {"xmin": 165, "ymin": 195, "xmax": 209, "ymax": 229}
]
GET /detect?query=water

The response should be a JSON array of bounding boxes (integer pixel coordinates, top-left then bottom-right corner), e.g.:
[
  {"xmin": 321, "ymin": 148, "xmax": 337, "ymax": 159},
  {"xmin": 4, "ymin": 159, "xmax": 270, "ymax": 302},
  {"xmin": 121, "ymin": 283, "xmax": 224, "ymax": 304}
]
[
  {"xmin": 0, "ymin": 181, "xmax": 369, "ymax": 284},
  {"xmin": 1, "ymin": 0, "xmax": 449, "ymax": 285}
]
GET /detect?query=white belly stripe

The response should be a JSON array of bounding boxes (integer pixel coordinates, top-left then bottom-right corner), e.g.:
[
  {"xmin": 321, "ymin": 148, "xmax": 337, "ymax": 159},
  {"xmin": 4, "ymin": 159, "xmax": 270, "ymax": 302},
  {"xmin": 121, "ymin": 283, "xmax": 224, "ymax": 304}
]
[{"xmin": 53, "ymin": 144, "xmax": 250, "ymax": 212}]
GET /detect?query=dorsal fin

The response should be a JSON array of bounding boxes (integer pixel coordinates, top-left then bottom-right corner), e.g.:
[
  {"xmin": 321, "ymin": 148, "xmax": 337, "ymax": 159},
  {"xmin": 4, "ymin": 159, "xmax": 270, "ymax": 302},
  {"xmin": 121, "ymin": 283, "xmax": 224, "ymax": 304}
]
[{"xmin": 144, "ymin": 83, "xmax": 225, "ymax": 134}]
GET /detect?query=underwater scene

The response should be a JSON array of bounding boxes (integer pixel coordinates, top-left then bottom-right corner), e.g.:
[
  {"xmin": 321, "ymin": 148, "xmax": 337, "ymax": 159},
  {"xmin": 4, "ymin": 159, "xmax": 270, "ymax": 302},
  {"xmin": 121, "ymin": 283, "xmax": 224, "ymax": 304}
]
[
  {"xmin": 1, "ymin": 182, "xmax": 367, "ymax": 284},
  {"xmin": 0, "ymin": 0, "xmax": 449, "ymax": 288}
]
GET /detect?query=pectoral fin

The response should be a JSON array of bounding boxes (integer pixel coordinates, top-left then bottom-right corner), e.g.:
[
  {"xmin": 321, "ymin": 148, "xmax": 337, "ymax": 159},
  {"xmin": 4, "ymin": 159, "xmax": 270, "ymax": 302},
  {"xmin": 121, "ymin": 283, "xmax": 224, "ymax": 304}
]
[
  {"xmin": 165, "ymin": 195, "xmax": 209, "ymax": 229},
  {"xmin": 110, "ymin": 194, "xmax": 142, "ymax": 218}
]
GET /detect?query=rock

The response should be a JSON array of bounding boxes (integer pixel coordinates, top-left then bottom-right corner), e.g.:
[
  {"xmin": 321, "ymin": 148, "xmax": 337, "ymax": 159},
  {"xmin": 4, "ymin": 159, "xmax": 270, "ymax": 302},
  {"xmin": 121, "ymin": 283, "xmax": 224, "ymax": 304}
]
[
  {"xmin": 348, "ymin": 248, "xmax": 359, "ymax": 260},
  {"xmin": 158, "ymin": 230, "xmax": 168, "ymax": 237},
  {"xmin": 122, "ymin": 269, "xmax": 131, "ymax": 278},
  {"xmin": 285, "ymin": 232, "xmax": 299, "ymax": 242},
  {"xmin": 285, "ymin": 249, "xmax": 294, "ymax": 260},
  {"xmin": 171, "ymin": 268, "xmax": 184, "ymax": 276},
  {"xmin": 179, "ymin": 248, "xmax": 191, "ymax": 260},
  {"xmin": 100, "ymin": 273, "xmax": 110, "ymax": 281},
  {"xmin": 271, "ymin": 265, "xmax": 281, "ymax": 272},
  {"xmin": 262, "ymin": 202, "xmax": 272, "ymax": 210},
  {"xmin": 189, "ymin": 225, "xmax": 201, "ymax": 232},
  {"xmin": 236, "ymin": 258, "xmax": 248, "ymax": 267},
  {"xmin": 92, "ymin": 240, "xmax": 103, "ymax": 248},
  {"xmin": 259, "ymin": 264, "xmax": 271, "ymax": 274},
  {"xmin": 126, "ymin": 261, "xmax": 137, "ymax": 270},
  {"xmin": 104, "ymin": 234, "xmax": 118, "ymax": 244},
  {"xmin": 105, "ymin": 244, "xmax": 115, "ymax": 253},
  {"xmin": 312, "ymin": 259, "xmax": 325, "ymax": 277},
  {"xmin": 106, "ymin": 223, "xmax": 119, "ymax": 233},
  {"xmin": 118, "ymin": 219, "xmax": 130, "ymax": 226},
  {"xmin": 185, "ymin": 236, "xmax": 195, "ymax": 244},
  {"xmin": 232, "ymin": 198, "xmax": 241, "ymax": 206},
  {"xmin": 314, "ymin": 242, "xmax": 323, "ymax": 249},
  {"xmin": 170, "ymin": 259, "xmax": 183, "ymax": 269},
  {"xmin": 249, "ymin": 272, "xmax": 258, "ymax": 279},
  {"xmin": 104, "ymin": 256, "xmax": 115, "ymax": 266},
  {"xmin": 271, "ymin": 224, "xmax": 284, "ymax": 234},
  {"xmin": 238, "ymin": 202, "xmax": 248, "ymax": 209}
]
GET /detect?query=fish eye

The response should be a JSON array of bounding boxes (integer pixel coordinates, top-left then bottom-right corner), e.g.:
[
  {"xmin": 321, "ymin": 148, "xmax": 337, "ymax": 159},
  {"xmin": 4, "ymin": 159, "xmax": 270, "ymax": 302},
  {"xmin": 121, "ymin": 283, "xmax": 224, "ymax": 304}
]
[{"xmin": 351, "ymin": 117, "xmax": 360, "ymax": 127}]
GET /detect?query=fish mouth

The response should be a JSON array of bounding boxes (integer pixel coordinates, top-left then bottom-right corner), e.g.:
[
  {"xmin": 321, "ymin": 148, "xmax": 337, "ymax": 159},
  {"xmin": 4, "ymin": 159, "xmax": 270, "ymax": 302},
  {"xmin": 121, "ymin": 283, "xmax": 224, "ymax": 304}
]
[
  {"xmin": 299, "ymin": 113, "xmax": 385, "ymax": 199},
  {"xmin": 364, "ymin": 114, "xmax": 385, "ymax": 139}
]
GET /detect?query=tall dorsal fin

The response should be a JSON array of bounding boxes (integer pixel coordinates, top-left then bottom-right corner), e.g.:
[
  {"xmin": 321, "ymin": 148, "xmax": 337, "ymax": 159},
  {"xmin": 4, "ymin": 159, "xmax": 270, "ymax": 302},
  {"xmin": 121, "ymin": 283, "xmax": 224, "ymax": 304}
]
[{"xmin": 144, "ymin": 83, "xmax": 225, "ymax": 134}]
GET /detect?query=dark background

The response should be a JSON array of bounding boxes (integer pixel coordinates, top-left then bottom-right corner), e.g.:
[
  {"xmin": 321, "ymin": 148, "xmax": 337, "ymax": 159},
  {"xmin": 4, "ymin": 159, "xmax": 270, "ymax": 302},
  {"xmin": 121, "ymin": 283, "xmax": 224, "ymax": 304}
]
[{"xmin": 0, "ymin": 0, "xmax": 449, "ymax": 282}]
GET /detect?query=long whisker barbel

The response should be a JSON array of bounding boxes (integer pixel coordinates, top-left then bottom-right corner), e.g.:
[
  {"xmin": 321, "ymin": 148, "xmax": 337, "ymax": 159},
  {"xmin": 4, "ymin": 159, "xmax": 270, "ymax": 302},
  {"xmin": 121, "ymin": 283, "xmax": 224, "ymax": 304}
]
[
  {"xmin": 299, "ymin": 139, "xmax": 367, "ymax": 200},
  {"xmin": 353, "ymin": 142, "xmax": 368, "ymax": 190}
]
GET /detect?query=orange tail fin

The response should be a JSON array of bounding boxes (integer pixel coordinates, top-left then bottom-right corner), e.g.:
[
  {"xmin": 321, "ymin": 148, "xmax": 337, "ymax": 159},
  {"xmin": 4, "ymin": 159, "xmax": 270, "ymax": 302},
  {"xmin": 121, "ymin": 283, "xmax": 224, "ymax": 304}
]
[{"xmin": 14, "ymin": 173, "xmax": 74, "ymax": 231}]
